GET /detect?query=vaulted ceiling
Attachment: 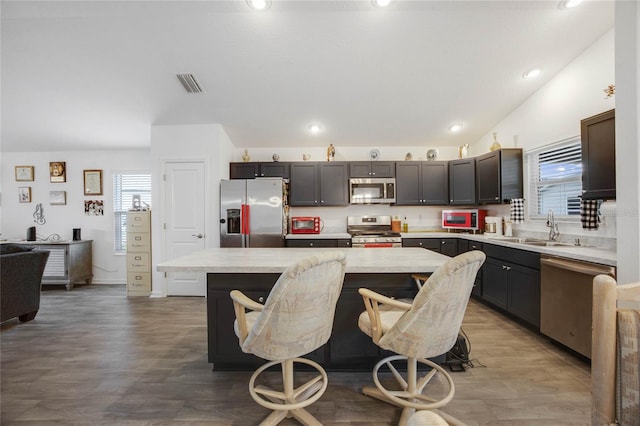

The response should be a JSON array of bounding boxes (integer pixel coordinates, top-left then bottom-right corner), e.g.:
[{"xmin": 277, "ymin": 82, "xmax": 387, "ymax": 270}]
[{"xmin": 1, "ymin": 1, "xmax": 614, "ymax": 152}]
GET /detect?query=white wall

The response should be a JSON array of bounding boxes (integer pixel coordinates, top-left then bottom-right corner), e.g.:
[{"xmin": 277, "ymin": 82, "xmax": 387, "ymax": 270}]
[
  {"xmin": 614, "ymin": 2, "xmax": 640, "ymax": 284},
  {"xmin": 1, "ymin": 150, "xmax": 150, "ymax": 284},
  {"xmin": 149, "ymin": 123, "xmax": 233, "ymax": 296},
  {"xmin": 467, "ymin": 29, "xmax": 618, "ymax": 246}
]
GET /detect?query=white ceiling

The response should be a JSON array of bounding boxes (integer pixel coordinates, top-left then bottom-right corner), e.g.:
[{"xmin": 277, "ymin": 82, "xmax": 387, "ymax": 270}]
[{"xmin": 1, "ymin": 0, "xmax": 614, "ymax": 153}]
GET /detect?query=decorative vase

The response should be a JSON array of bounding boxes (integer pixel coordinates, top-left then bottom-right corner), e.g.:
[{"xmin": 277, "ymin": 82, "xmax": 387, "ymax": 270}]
[
  {"xmin": 242, "ymin": 149, "xmax": 250, "ymax": 162},
  {"xmin": 490, "ymin": 133, "xmax": 502, "ymax": 151}
]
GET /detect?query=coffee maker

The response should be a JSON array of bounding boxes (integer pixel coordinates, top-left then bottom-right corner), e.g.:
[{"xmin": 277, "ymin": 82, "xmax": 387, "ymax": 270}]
[{"xmin": 484, "ymin": 216, "xmax": 503, "ymax": 237}]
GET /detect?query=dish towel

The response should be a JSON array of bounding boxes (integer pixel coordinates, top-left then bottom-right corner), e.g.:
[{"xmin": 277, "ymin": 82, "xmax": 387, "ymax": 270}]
[
  {"xmin": 510, "ymin": 198, "xmax": 525, "ymax": 223},
  {"xmin": 581, "ymin": 199, "xmax": 602, "ymax": 230}
]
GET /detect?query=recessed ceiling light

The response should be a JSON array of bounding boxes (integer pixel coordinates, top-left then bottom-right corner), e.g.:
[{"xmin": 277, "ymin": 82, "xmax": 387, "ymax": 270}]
[
  {"xmin": 307, "ymin": 123, "xmax": 323, "ymax": 135},
  {"xmin": 558, "ymin": 0, "xmax": 583, "ymax": 9},
  {"xmin": 372, "ymin": 0, "xmax": 392, "ymax": 7},
  {"xmin": 247, "ymin": 0, "xmax": 271, "ymax": 11},
  {"xmin": 448, "ymin": 123, "xmax": 464, "ymax": 133},
  {"xmin": 522, "ymin": 68, "xmax": 542, "ymax": 79}
]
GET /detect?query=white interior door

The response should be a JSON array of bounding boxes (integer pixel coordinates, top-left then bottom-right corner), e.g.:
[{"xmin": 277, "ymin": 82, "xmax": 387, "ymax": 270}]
[{"xmin": 164, "ymin": 161, "xmax": 206, "ymax": 296}]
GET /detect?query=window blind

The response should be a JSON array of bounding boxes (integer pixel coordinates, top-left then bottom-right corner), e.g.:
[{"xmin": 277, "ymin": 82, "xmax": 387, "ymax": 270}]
[
  {"xmin": 113, "ymin": 173, "xmax": 151, "ymax": 253},
  {"xmin": 527, "ymin": 137, "xmax": 582, "ymax": 218}
]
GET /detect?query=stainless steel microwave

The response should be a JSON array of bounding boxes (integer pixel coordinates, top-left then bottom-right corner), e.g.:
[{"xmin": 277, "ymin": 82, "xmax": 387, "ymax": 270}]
[{"xmin": 349, "ymin": 178, "xmax": 396, "ymax": 204}]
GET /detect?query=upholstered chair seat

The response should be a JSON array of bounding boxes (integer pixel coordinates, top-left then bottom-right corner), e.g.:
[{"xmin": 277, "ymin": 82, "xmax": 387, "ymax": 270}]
[
  {"xmin": 358, "ymin": 251, "xmax": 485, "ymax": 426},
  {"xmin": 231, "ymin": 251, "xmax": 347, "ymax": 426}
]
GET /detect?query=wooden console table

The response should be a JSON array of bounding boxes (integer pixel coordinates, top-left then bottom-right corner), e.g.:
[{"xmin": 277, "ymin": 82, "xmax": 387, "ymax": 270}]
[{"xmin": 20, "ymin": 240, "xmax": 93, "ymax": 290}]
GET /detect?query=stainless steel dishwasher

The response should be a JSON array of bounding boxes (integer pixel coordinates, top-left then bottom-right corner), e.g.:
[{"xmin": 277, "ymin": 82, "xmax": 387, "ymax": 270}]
[{"xmin": 540, "ymin": 256, "xmax": 615, "ymax": 359}]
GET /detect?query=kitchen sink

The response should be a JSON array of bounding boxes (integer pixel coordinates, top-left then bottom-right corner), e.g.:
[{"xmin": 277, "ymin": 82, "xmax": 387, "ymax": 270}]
[{"xmin": 521, "ymin": 241, "xmax": 574, "ymax": 247}]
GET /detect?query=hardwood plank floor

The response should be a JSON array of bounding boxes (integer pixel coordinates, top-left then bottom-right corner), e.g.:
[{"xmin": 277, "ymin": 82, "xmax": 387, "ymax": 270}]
[{"xmin": 1, "ymin": 284, "xmax": 591, "ymax": 425}]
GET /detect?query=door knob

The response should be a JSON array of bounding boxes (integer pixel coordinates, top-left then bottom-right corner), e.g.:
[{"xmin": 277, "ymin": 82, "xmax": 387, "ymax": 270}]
[{"xmin": 192, "ymin": 233, "xmax": 204, "ymax": 238}]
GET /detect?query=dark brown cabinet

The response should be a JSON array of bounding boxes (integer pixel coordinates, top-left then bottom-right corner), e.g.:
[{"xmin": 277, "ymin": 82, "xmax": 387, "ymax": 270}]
[
  {"xmin": 289, "ymin": 162, "xmax": 349, "ymax": 207},
  {"xmin": 458, "ymin": 240, "xmax": 483, "ymax": 297},
  {"xmin": 402, "ymin": 238, "xmax": 457, "ymax": 256},
  {"xmin": 475, "ymin": 149, "xmax": 523, "ymax": 204},
  {"xmin": 481, "ymin": 244, "xmax": 540, "ymax": 329},
  {"xmin": 395, "ymin": 161, "xmax": 448, "ymax": 205},
  {"xmin": 581, "ymin": 109, "xmax": 615, "ymax": 200},
  {"xmin": 230, "ymin": 162, "xmax": 290, "ymax": 179},
  {"xmin": 285, "ymin": 239, "xmax": 351, "ymax": 248},
  {"xmin": 449, "ymin": 158, "xmax": 476, "ymax": 205},
  {"xmin": 349, "ymin": 161, "xmax": 395, "ymax": 178}
]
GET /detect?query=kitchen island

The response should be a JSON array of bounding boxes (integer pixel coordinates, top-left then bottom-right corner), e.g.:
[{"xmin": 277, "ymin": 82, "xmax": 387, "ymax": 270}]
[{"xmin": 158, "ymin": 247, "xmax": 450, "ymax": 370}]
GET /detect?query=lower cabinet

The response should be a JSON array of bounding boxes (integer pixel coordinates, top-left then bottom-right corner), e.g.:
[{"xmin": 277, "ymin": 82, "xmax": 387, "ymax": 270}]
[
  {"xmin": 206, "ymin": 272, "xmax": 421, "ymax": 370},
  {"xmin": 458, "ymin": 240, "xmax": 483, "ymax": 297},
  {"xmin": 402, "ymin": 238, "xmax": 457, "ymax": 256},
  {"xmin": 481, "ymin": 244, "xmax": 540, "ymax": 328}
]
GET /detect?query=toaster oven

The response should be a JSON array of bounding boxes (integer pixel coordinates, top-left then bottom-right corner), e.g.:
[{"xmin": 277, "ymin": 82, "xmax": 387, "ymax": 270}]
[{"xmin": 291, "ymin": 217, "xmax": 321, "ymax": 234}]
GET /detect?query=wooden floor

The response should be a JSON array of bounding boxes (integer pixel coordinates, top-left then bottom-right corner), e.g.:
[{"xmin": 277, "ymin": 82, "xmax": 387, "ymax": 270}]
[{"xmin": 1, "ymin": 284, "xmax": 591, "ymax": 425}]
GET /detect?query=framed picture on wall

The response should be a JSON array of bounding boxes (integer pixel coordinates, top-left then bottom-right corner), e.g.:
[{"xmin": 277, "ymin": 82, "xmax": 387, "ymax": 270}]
[
  {"xmin": 18, "ymin": 187, "xmax": 32, "ymax": 203},
  {"xmin": 83, "ymin": 169, "xmax": 103, "ymax": 195},
  {"xmin": 50, "ymin": 162, "xmax": 66, "ymax": 183},
  {"xmin": 15, "ymin": 166, "xmax": 34, "ymax": 181},
  {"xmin": 50, "ymin": 190, "xmax": 67, "ymax": 205}
]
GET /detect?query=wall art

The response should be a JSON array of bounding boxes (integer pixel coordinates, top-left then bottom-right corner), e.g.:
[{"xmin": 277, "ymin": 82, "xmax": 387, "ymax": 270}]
[
  {"xmin": 50, "ymin": 162, "xmax": 66, "ymax": 183},
  {"xmin": 50, "ymin": 190, "xmax": 67, "ymax": 205},
  {"xmin": 18, "ymin": 187, "xmax": 32, "ymax": 203},
  {"xmin": 84, "ymin": 200, "xmax": 104, "ymax": 216},
  {"xmin": 15, "ymin": 166, "xmax": 34, "ymax": 181},
  {"xmin": 83, "ymin": 169, "xmax": 103, "ymax": 195}
]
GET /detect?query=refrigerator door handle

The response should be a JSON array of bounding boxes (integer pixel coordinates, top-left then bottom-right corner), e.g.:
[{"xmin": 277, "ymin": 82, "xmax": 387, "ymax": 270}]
[{"xmin": 241, "ymin": 204, "xmax": 250, "ymax": 235}]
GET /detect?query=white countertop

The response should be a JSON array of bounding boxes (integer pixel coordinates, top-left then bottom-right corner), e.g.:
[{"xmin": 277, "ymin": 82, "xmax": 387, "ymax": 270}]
[
  {"xmin": 282, "ymin": 232, "xmax": 616, "ymax": 267},
  {"xmin": 157, "ymin": 247, "xmax": 450, "ymax": 274}
]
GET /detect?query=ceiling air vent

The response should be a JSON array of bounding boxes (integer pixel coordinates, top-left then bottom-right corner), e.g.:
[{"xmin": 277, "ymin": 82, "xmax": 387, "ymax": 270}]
[{"xmin": 177, "ymin": 73, "xmax": 203, "ymax": 93}]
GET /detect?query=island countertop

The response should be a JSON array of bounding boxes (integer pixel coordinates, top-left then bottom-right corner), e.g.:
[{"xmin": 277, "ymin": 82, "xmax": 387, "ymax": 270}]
[{"xmin": 157, "ymin": 247, "xmax": 451, "ymax": 274}]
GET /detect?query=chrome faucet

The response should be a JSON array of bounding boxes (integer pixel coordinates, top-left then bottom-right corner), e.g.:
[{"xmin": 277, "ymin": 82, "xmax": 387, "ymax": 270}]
[{"xmin": 547, "ymin": 209, "xmax": 560, "ymax": 241}]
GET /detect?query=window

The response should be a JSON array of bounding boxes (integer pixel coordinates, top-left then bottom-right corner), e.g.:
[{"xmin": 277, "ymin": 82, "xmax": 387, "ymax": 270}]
[
  {"xmin": 113, "ymin": 173, "xmax": 151, "ymax": 253},
  {"xmin": 527, "ymin": 137, "xmax": 582, "ymax": 219}
]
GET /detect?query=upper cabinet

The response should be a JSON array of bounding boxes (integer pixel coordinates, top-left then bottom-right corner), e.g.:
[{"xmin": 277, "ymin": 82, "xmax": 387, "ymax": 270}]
[
  {"xmin": 449, "ymin": 158, "xmax": 476, "ymax": 205},
  {"xmin": 581, "ymin": 109, "xmax": 615, "ymax": 200},
  {"xmin": 230, "ymin": 162, "xmax": 290, "ymax": 179},
  {"xmin": 349, "ymin": 161, "xmax": 396, "ymax": 178},
  {"xmin": 475, "ymin": 149, "xmax": 523, "ymax": 204},
  {"xmin": 395, "ymin": 161, "xmax": 448, "ymax": 205},
  {"xmin": 289, "ymin": 162, "xmax": 349, "ymax": 207}
]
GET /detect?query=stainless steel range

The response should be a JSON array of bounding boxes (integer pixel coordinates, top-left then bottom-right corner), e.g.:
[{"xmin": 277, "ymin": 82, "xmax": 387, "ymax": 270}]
[{"xmin": 347, "ymin": 215, "xmax": 402, "ymax": 248}]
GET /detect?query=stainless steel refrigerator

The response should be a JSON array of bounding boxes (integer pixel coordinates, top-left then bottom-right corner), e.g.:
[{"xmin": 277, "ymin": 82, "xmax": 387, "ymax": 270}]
[{"xmin": 220, "ymin": 178, "xmax": 288, "ymax": 247}]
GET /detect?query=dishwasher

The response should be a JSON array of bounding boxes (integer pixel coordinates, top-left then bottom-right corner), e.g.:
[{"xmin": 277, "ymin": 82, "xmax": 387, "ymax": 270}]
[{"xmin": 540, "ymin": 256, "xmax": 615, "ymax": 359}]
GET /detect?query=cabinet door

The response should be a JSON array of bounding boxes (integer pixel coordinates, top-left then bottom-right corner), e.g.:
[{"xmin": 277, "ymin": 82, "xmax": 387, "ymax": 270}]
[
  {"xmin": 482, "ymin": 257, "xmax": 508, "ymax": 309},
  {"xmin": 337, "ymin": 239, "xmax": 352, "ymax": 248},
  {"xmin": 449, "ymin": 159, "xmax": 476, "ymax": 205},
  {"xmin": 330, "ymin": 288, "xmax": 380, "ymax": 365},
  {"xmin": 208, "ymin": 289, "xmax": 268, "ymax": 367},
  {"xmin": 581, "ymin": 109, "xmax": 616, "ymax": 200},
  {"xmin": 507, "ymin": 264, "xmax": 540, "ymax": 328},
  {"xmin": 476, "ymin": 151, "xmax": 501, "ymax": 204},
  {"xmin": 319, "ymin": 162, "xmax": 349, "ymax": 206},
  {"xmin": 230, "ymin": 162, "xmax": 259, "ymax": 179},
  {"xmin": 260, "ymin": 162, "xmax": 290, "ymax": 179},
  {"xmin": 421, "ymin": 162, "xmax": 449, "ymax": 205},
  {"xmin": 395, "ymin": 162, "xmax": 422, "ymax": 205},
  {"xmin": 371, "ymin": 162, "xmax": 395, "ymax": 178},
  {"xmin": 349, "ymin": 161, "xmax": 371, "ymax": 178},
  {"xmin": 289, "ymin": 163, "xmax": 318, "ymax": 206},
  {"xmin": 440, "ymin": 239, "xmax": 458, "ymax": 257}
]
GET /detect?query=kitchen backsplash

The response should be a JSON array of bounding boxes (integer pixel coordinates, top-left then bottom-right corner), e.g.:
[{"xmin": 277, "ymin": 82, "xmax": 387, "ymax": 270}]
[{"xmin": 290, "ymin": 201, "xmax": 617, "ymax": 250}]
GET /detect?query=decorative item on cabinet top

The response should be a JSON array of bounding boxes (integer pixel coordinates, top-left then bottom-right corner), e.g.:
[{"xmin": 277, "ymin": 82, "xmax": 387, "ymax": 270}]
[
  {"xmin": 426, "ymin": 148, "xmax": 439, "ymax": 161},
  {"xmin": 404, "ymin": 152, "xmax": 413, "ymax": 161},
  {"xmin": 369, "ymin": 149, "xmax": 380, "ymax": 160},
  {"xmin": 272, "ymin": 153, "xmax": 280, "ymax": 162},
  {"xmin": 490, "ymin": 132, "xmax": 502, "ymax": 151},
  {"xmin": 242, "ymin": 149, "xmax": 251, "ymax": 162}
]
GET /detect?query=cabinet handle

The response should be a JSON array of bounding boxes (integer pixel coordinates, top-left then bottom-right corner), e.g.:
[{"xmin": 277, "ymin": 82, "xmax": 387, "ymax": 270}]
[
  {"xmin": 442, "ymin": 241, "xmax": 446, "ymax": 245},
  {"xmin": 502, "ymin": 265, "xmax": 507, "ymax": 270},
  {"xmin": 309, "ymin": 242, "xmax": 314, "ymax": 247},
  {"xmin": 418, "ymin": 242, "xmax": 423, "ymax": 246},
  {"xmin": 258, "ymin": 297, "xmax": 265, "ymax": 303},
  {"xmin": 495, "ymin": 196, "xmax": 499, "ymax": 200}
]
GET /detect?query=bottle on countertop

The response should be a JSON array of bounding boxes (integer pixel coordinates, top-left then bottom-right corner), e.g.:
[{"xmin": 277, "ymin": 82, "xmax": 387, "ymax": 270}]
[
  {"xmin": 402, "ymin": 217, "xmax": 409, "ymax": 233},
  {"xmin": 391, "ymin": 216, "xmax": 401, "ymax": 232}
]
